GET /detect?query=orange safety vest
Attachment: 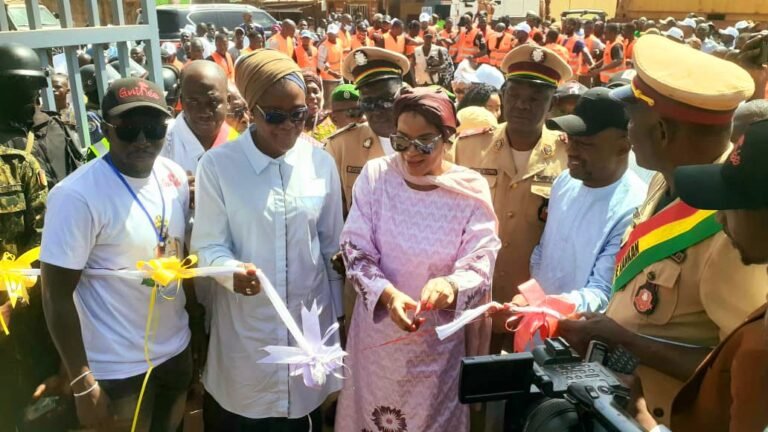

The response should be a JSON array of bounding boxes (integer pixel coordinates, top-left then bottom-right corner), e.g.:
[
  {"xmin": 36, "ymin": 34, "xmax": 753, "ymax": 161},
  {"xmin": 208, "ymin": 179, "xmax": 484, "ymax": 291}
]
[
  {"xmin": 455, "ymin": 28, "xmax": 479, "ymax": 63},
  {"xmin": 439, "ymin": 29, "xmax": 458, "ymax": 59},
  {"xmin": 545, "ymin": 43, "xmax": 569, "ymax": 63},
  {"xmin": 320, "ymin": 39, "xmax": 343, "ymax": 81},
  {"xmin": 269, "ymin": 33, "xmax": 295, "ymax": 59},
  {"xmin": 210, "ymin": 51, "xmax": 234, "ymax": 81},
  {"xmin": 338, "ymin": 30, "xmax": 352, "ymax": 54},
  {"xmin": 579, "ymin": 35, "xmax": 599, "ymax": 75},
  {"xmin": 623, "ymin": 38, "xmax": 636, "ymax": 61},
  {"xmin": 384, "ymin": 33, "xmax": 406, "ymax": 54},
  {"xmin": 599, "ymin": 39, "xmax": 626, "ymax": 83},
  {"xmin": 556, "ymin": 33, "xmax": 566, "ymax": 45},
  {"xmin": 351, "ymin": 35, "xmax": 372, "ymax": 50},
  {"xmin": 563, "ymin": 35, "xmax": 583, "ymax": 77},
  {"xmin": 487, "ymin": 32, "xmax": 515, "ymax": 67},
  {"xmin": 405, "ymin": 36, "xmax": 422, "ymax": 56},
  {"xmin": 296, "ymin": 44, "xmax": 318, "ymax": 71}
]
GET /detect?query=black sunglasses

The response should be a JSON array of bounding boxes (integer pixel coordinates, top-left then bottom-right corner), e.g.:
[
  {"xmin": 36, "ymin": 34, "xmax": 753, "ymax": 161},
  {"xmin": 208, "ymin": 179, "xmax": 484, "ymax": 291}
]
[
  {"xmin": 390, "ymin": 134, "xmax": 442, "ymax": 154},
  {"xmin": 255, "ymin": 105, "xmax": 309, "ymax": 125},
  {"xmin": 359, "ymin": 98, "xmax": 395, "ymax": 112},
  {"xmin": 332, "ymin": 107, "xmax": 364, "ymax": 118},
  {"xmin": 103, "ymin": 121, "xmax": 168, "ymax": 142}
]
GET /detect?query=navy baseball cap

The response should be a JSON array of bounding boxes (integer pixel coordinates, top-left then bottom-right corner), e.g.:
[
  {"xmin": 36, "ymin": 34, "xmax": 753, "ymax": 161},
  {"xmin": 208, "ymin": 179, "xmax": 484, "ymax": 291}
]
[{"xmin": 676, "ymin": 119, "xmax": 768, "ymax": 210}]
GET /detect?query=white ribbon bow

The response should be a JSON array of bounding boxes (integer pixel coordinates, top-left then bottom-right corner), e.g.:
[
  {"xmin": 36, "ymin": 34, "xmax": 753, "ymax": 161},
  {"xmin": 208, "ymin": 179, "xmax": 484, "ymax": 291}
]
[{"xmin": 256, "ymin": 270, "xmax": 347, "ymax": 388}]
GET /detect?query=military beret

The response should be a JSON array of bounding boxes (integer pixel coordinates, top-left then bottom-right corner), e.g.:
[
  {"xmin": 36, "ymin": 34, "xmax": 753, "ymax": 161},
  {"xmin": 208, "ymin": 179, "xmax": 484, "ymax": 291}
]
[{"xmin": 331, "ymin": 84, "xmax": 360, "ymax": 102}]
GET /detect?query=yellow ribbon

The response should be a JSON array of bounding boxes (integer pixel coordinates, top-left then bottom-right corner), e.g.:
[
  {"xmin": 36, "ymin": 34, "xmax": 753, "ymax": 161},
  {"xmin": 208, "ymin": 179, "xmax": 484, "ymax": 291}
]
[
  {"xmin": 0, "ymin": 247, "xmax": 41, "ymax": 335},
  {"xmin": 130, "ymin": 254, "xmax": 197, "ymax": 432},
  {"xmin": 136, "ymin": 255, "xmax": 198, "ymax": 288}
]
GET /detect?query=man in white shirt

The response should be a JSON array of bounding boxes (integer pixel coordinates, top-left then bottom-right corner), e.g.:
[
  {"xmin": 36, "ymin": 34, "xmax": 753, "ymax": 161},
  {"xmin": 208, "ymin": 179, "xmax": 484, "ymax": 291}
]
[
  {"xmin": 40, "ymin": 78, "xmax": 192, "ymax": 430},
  {"xmin": 162, "ymin": 60, "xmax": 239, "ymax": 373},
  {"xmin": 192, "ymin": 49, "xmax": 343, "ymax": 430},
  {"xmin": 528, "ymin": 87, "xmax": 647, "ymax": 312},
  {"xmin": 162, "ymin": 60, "xmax": 238, "ymax": 198}
]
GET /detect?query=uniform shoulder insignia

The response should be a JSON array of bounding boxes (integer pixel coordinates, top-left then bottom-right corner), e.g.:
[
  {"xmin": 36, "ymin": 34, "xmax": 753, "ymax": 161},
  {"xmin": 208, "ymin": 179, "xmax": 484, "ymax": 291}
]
[
  {"xmin": 458, "ymin": 127, "xmax": 494, "ymax": 139},
  {"xmin": 326, "ymin": 122, "xmax": 360, "ymax": 140}
]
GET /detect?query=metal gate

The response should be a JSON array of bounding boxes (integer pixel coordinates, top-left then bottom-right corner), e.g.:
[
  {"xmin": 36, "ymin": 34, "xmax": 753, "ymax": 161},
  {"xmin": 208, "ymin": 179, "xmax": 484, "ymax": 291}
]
[{"xmin": 0, "ymin": 0, "xmax": 163, "ymax": 148}]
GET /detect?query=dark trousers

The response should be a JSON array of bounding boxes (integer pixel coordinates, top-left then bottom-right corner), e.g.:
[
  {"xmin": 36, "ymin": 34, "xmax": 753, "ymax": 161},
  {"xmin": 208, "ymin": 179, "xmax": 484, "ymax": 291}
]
[
  {"xmin": 203, "ymin": 393, "xmax": 322, "ymax": 432},
  {"xmin": 98, "ymin": 346, "xmax": 192, "ymax": 432}
]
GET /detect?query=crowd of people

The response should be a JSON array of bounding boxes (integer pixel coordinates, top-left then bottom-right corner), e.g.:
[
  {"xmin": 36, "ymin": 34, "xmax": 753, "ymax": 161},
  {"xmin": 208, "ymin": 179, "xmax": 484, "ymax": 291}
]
[{"xmin": 1, "ymin": 5, "xmax": 768, "ymax": 432}]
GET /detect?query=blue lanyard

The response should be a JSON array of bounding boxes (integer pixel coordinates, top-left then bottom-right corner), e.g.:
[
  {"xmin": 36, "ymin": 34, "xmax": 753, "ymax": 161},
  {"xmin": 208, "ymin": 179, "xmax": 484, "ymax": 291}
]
[{"xmin": 103, "ymin": 154, "xmax": 167, "ymax": 252}]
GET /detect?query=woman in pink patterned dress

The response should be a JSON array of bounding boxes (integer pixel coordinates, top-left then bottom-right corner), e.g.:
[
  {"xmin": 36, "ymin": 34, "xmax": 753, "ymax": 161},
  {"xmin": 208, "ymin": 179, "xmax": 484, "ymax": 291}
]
[{"xmin": 335, "ymin": 87, "xmax": 500, "ymax": 432}]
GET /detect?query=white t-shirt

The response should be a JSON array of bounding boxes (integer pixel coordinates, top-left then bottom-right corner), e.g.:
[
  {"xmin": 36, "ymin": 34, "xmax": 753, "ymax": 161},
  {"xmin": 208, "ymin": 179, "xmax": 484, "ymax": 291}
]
[
  {"xmin": 40, "ymin": 156, "xmax": 191, "ymax": 380},
  {"xmin": 512, "ymin": 149, "xmax": 533, "ymax": 172}
]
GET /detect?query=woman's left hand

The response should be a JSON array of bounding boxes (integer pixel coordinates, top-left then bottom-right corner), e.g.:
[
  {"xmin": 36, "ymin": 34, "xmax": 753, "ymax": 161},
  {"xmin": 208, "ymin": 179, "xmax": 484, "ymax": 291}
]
[{"xmin": 419, "ymin": 277, "xmax": 457, "ymax": 311}]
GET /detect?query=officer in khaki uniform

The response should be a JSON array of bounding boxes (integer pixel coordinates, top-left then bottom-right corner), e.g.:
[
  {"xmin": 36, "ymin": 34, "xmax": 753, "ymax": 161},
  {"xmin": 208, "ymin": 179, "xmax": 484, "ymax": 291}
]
[
  {"xmin": 325, "ymin": 47, "xmax": 411, "ymax": 214},
  {"xmin": 0, "ymin": 146, "xmax": 61, "ymax": 429},
  {"xmin": 455, "ymin": 44, "xmax": 572, "ymax": 307},
  {"xmin": 558, "ymin": 35, "xmax": 768, "ymax": 427}
]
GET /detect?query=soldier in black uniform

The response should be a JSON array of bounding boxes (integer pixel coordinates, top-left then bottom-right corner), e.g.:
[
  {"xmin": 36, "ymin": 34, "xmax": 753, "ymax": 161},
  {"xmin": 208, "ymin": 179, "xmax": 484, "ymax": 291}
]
[{"xmin": 0, "ymin": 43, "xmax": 82, "ymax": 189}]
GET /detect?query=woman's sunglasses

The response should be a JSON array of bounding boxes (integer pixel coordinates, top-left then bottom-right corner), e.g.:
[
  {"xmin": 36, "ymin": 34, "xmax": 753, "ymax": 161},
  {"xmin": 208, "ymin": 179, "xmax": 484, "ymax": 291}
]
[
  {"xmin": 390, "ymin": 134, "xmax": 442, "ymax": 155},
  {"xmin": 255, "ymin": 105, "xmax": 309, "ymax": 125},
  {"xmin": 103, "ymin": 121, "xmax": 168, "ymax": 142}
]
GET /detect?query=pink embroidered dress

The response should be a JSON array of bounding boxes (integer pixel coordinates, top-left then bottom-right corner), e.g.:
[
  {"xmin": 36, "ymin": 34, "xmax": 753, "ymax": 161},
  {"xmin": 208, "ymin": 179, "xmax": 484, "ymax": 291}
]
[{"xmin": 335, "ymin": 155, "xmax": 500, "ymax": 432}]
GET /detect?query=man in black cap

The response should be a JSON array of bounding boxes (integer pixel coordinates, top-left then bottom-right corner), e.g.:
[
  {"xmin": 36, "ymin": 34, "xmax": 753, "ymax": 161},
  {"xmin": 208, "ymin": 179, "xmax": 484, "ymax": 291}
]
[
  {"xmin": 41, "ymin": 78, "xmax": 192, "ymax": 431},
  {"xmin": 0, "ymin": 43, "xmax": 82, "ymax": 188},
  {"xmin": 632, "ymin": 119, "xmax": 768, "ymax": 431},
  {"xmin": 523, "ymin": 88, "xmax": 647, "ymax": 312}
]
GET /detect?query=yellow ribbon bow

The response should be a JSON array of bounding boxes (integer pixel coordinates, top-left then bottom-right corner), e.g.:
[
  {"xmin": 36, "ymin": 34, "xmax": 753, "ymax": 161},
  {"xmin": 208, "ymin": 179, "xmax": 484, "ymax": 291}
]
[
  {"xmin": 130, "ymin": 254, "xmax": 197, "ymax": 432},
  {"xmin": 136, "ymin": 255, "xmax": 198, "ymax": 288},
  {"xmin": 0, "ymin": 247, "xmax": 41, "ymax": 335}
]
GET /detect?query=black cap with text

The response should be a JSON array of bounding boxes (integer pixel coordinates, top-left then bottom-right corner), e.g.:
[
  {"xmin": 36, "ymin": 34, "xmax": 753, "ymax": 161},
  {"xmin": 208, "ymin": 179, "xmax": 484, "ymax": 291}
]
[{"xmin": 101, "ymin": 77, "xmax": 170, "ymax": 119}]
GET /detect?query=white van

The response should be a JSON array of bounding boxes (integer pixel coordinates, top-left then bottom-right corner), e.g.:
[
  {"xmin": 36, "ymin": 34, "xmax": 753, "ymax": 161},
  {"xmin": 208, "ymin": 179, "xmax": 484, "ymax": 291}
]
[
  {"xmin": 450, "ymin": 0, "xmax": 542, "ymax": 21},
  {"xmin": 5, "ymin": 2, "xmax": 61, "ymax": 31}
]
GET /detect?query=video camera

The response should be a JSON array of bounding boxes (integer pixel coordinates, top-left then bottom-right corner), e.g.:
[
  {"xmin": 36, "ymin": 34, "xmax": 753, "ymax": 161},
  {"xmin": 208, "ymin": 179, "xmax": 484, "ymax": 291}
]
[{"xmin": 459, "ymin": 337, "xmax": 645, "ymax": 432}]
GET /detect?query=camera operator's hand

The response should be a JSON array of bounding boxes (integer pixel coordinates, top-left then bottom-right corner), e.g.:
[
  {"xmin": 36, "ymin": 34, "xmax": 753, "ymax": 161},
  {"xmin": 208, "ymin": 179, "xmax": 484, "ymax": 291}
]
[
  {"xmin": 557, "ymin": 312, "xmax": 634, "ymax": 356},
  {"xmin": 624, "ymin": 376, "xmax": 659, "ymax": 431}
]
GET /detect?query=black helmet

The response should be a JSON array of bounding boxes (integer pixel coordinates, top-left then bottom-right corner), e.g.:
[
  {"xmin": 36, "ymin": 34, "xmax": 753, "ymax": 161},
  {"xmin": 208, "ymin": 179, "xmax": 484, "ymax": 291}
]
[
  {"xmin": 161, "ymin": 65, "xmax": 181, "ymax": 107},
  {"xmin": 0, "ymin": 43, "xmax": 48, "ymax": 88},
  {"xmin": 80, "ymin": 63, "xmax": 121, "ymax": 95}
]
